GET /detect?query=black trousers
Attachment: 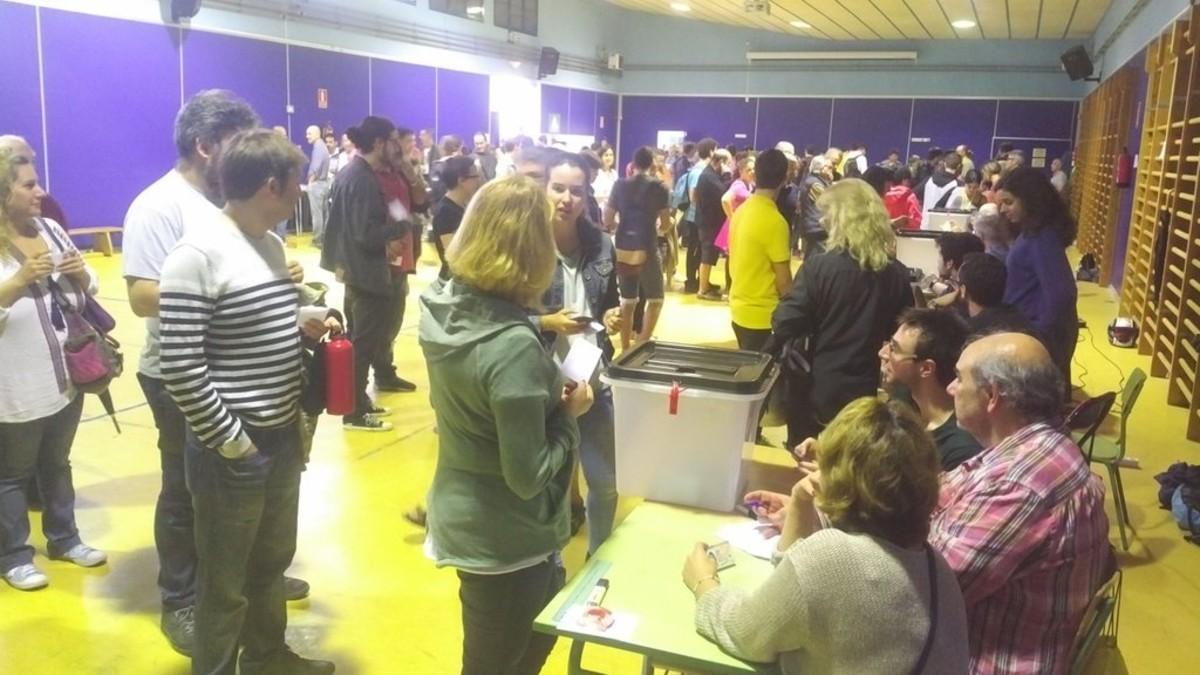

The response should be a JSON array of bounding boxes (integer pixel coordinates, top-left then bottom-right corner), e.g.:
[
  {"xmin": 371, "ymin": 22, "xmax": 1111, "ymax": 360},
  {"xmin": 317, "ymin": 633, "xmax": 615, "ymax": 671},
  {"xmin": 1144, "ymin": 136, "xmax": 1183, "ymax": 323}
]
[
  {"xmin": 345, "ymin": 284, "xmax": 402, "ymax": 418},
  {"xmin": 732, "ymin": 323, "xmax": 772, "ymax": 352},
  {"xmin": 371, "ymin": 276, "xmax": 408, "ymax": 377},
  {"xmin": 680, "ymin": 220, "xmax": 701, "ymax": 288},
  {"xmin": 186, "ymin": 422, "xmax": 302, "ymax": 675},
  {"xmin": 457, "ymin": 558, "xmax": 564, "ymax": 675}
]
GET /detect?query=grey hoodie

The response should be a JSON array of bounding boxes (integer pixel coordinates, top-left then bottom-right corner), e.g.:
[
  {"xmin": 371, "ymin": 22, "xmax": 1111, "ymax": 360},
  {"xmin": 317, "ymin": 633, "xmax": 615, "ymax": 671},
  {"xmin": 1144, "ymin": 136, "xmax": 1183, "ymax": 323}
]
[{"xmin": 418, "ymin": 278, "xmax": 579, "ymax": 571}]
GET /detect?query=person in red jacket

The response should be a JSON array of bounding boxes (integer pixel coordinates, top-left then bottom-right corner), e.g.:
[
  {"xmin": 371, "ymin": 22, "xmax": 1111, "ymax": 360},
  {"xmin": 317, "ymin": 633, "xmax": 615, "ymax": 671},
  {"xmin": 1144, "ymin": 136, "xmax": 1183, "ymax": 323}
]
[{"xmin": 884, "ymin": 166, "xmax": 922, "ymax": 230}]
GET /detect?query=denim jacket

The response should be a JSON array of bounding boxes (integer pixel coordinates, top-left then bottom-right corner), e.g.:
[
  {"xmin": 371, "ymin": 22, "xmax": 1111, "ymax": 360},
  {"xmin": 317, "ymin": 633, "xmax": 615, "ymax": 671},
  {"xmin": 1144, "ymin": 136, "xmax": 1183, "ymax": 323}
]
[{"xmin": 538, "ymin": 217, "xmax": 619, "ymax": 362}]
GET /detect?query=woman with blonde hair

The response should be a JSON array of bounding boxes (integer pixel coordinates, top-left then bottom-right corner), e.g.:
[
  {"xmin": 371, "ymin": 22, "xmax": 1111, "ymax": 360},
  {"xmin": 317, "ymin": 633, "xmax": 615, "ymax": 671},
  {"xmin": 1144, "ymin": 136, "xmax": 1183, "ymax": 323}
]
[
  {"xmin": 771, "ymin": 178, "xmax": 913, "ymax": 445},
  {"xmin": 0, "ymin": 149, "xmax": 106, "ymax": 591},
  {"xmin": 683, "ymin": 398, "xmax": 969, "ymax": 673},
  {"xmin": 419, "ymin": 174, "xmax": 594, "ymax": 675}
]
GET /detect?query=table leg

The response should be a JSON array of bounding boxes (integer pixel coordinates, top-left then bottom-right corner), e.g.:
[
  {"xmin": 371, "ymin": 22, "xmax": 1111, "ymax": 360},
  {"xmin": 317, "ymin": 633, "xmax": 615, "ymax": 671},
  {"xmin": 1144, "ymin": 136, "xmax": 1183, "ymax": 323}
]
[
  {"xmin": 640, "ymin": 655, "xmax": 654, "ymax": 675},
  {"xmin": 97, "ymin": 233, "xmax": 113, "ymax": 256},
  {"xmin": 567, "ymin": 640, "xmax": 607, "ymax": 675}
]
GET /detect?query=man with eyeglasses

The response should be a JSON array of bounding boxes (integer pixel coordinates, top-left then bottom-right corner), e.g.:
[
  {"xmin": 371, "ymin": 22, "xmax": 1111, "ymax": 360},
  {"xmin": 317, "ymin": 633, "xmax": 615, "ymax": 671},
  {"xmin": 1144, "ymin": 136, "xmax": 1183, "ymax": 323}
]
[
  {"xmin": 878, "ymin": 308, "xmax": 982, "ymax": 471},
  {"xmin": 431, "ymin": 156, "xmax": 484, "ymax": 280}
]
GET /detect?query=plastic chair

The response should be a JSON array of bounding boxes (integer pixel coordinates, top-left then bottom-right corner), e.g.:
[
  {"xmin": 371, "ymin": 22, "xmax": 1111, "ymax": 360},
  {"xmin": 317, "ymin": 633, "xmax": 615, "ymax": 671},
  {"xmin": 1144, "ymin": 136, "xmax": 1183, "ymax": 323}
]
[
  {"xmin": 1083, "ymin": 369, "xmax": 1148, "ymax": 551},
  {"xmin": 1065, "ymin": 392, "xmax": 1117, "ymax": 453},
  {"xmin": 1068, "ymin": 567, "xmax": 1123, "ymax": 675}
]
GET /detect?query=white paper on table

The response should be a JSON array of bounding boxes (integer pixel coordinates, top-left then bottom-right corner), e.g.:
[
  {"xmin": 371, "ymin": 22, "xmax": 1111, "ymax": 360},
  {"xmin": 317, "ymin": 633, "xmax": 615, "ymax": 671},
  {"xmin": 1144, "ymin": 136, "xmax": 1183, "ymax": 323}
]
[
  {"xmin": 557, "ymin": 603, "xmax": 640, "ymax": 641},
  {"xmin": 717, "ymin": 520, "xmax": 782, "ymax": 561},
  {"xmin": 297, "ymin": 306, "xmax": 329, "ymax": 326},
  {"xmin": 561, "ymin": 338, "xmax": 603, "ymax": 383}
]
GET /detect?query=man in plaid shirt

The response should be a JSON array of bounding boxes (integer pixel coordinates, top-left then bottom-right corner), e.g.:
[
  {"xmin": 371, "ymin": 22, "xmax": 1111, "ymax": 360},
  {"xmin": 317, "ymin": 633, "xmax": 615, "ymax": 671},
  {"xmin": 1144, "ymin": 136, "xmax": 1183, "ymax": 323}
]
[{"xmin": 938, "ymin": 332, "xmax": 1114, "ymax": 674}]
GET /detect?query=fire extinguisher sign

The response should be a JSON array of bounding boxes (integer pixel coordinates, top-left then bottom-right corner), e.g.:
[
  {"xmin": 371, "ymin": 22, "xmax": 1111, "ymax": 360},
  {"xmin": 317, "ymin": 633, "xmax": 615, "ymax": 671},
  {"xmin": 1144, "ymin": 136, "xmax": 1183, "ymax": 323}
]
[{"xmin": 317, "ymin": 88, "xmax": 329, "ymax": 110}]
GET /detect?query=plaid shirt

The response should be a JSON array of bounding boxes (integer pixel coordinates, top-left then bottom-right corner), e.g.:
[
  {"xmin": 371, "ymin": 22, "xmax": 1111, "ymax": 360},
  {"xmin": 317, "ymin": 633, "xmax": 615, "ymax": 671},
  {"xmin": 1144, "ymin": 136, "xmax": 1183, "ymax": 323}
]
[{"xmin": 930, "ymin": 422, "xmax": 1113, "ymax": 675}]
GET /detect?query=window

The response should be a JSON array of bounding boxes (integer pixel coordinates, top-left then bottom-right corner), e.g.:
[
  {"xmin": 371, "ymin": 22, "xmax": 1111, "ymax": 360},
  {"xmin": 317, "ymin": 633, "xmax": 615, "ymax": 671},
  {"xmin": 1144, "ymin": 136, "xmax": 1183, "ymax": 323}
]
[
  {"xmin": 495, "ymin": 0, "xmax": 537, "ymax": 36},
  {"xmin": 429, "ymin": 0, "xmax": 485, "ymax": 23}
]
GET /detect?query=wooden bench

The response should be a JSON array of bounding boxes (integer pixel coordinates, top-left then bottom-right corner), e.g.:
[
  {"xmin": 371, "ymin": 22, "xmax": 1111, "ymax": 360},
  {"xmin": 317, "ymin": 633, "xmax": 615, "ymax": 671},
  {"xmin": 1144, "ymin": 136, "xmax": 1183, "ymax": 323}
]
[{"xmin": 69, "ymin": 227, "xmax": 122, "ymax": 256}]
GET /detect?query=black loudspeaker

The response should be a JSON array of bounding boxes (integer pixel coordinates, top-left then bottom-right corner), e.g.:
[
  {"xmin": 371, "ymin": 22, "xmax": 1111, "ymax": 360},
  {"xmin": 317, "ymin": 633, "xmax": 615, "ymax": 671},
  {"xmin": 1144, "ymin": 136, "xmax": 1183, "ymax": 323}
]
[
  {"xmin": 1061, "ymin": 45, "xmax": 1094, "ymax": 81},
  {"xmin": 167, "ymin": 0, "xmax": 202, "ymax": 21},
  {"xmin": 538, "ymin": 47, "xmax": 560, "ymax": 79}
]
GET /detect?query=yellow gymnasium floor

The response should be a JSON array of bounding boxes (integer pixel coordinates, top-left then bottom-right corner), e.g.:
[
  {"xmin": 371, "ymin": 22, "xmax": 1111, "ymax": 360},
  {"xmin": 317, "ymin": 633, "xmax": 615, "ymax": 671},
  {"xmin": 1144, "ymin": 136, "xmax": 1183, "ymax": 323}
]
[{"xmin": 1, "ymin": 243, "xmax": 1198, "ymax": 675}]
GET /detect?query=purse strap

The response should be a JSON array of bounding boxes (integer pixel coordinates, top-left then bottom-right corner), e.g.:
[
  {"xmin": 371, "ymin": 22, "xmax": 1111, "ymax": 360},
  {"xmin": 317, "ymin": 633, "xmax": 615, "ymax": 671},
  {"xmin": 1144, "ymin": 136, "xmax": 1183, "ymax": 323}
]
[{"xmin": 910, "ymin": 544, "xmax": 940, "ymax": 675}]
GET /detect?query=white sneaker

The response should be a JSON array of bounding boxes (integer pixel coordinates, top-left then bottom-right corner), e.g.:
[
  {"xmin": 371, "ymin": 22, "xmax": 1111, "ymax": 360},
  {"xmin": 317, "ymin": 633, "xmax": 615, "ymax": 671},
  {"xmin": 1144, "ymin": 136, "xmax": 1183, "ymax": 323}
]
[
  {"xmin": 4, "ymin": 564, "xmax": 49, "ymax": 591},
  {"xmin": 52, "ymin": 543, "xmax": 107, "ymax": 568},
  {"xmin": 343, "ymin": 414, "xmax": 393, "ymax": 432}
]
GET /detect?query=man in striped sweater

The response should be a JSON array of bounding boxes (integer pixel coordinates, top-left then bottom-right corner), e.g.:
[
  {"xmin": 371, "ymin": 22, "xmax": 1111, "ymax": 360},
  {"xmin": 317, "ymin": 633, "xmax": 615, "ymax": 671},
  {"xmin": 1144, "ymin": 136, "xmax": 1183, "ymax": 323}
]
[{"xmin": 159, "ymin": 129, "xmax": 336, "ymax": 675}]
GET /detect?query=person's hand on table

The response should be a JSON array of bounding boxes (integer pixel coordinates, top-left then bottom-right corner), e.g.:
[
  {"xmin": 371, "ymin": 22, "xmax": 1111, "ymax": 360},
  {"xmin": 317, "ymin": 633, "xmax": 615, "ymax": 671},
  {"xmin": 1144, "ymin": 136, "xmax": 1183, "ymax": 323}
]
[
  {"xmin": 540, "ymin": 309, "xmax": 587, "ymax": 336},
  {"xmin": 744, "ymin": 489, "xmax": 790, "ymax": 528},
  {"xmin": 682, "ymin": 542, "xmax": 721, "ymax": 599},
  {"xmin": 287, "ymin": 259, "xmax": 305, "ymax": 284}
]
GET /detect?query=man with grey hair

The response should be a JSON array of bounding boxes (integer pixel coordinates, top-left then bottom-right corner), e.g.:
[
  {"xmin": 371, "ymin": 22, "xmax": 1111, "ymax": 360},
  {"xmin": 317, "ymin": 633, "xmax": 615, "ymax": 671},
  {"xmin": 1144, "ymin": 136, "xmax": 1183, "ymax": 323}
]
[
  {"xmin": 936, "ymin": 331, "xmax": 1112, "ymax": 673},
  {"xmin": 795, "ymin": 154, "xmax": 833, "ymax": 257},
  {"xmin": 304, "ymin": 124, "xmax": 331, "ymax": 247},
  {"xmin": 122, "ymin": 90, "xmax": 308, "ymax": 656}
]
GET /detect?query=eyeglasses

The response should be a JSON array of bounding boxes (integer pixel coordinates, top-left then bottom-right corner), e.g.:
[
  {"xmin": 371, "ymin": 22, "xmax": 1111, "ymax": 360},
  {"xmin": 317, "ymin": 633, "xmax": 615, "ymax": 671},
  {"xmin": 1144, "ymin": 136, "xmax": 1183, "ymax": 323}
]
[{"xmin": 882, "ymin": 339, "xmax": 921, "ymax": 363}]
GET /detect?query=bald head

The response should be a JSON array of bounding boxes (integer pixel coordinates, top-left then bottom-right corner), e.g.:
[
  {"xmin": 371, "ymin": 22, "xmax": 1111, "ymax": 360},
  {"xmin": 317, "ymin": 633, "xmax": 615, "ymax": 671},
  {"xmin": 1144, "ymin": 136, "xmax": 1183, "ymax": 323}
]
[
  {"xmin": 0, "ymin": 135, "xmax": 34, "ymax": 162},
  {"xmin": 305, "ymin": 125, "xmax": 321, "ymax": 144},
  {"xmin": 951, "ymin": 332, "xmax": 1064, "ymax": 443}
]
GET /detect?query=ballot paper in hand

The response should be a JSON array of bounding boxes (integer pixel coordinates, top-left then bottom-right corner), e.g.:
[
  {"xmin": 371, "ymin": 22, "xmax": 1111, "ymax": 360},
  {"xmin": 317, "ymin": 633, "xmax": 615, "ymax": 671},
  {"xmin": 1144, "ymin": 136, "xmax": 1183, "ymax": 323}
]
[
  {"xmin": 717, "ymin": 520, "xmax": 782, "ymax": 561},
  {"xmin": 298, "ymin": 306, "xmax": 328, "ymax": 327},
  {"xmin": 561, "ymin": 339, "xmax": 603, "ymax": 383}
]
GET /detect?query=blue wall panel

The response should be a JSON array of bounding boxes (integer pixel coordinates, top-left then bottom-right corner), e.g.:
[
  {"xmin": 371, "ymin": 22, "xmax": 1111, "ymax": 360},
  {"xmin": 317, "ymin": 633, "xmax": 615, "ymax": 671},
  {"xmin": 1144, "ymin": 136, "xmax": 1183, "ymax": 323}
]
[
  {"xmin": 909, "ymin": 99, "xmax": 997, "ymax": 164},
  {"xmin": 542, "ymin": 84, "xmax": 570, "ymax": 133},
  {"xmin": 618, "ymin": 96, "xmax": 756, "ymax": 165},
  {"xmin": 182, "ymin": 30, "xmax": 287, "ymax": 129},
  {"xmin": 41, "ymin": 9, "xmax": 180, "ymax": 229},
  {"xmin": 288, "ymin": 46, "xmax": 369, "ymax": 144},
  {"xmin": 755, "ymin": 98, "xmax": 834, "ymax": 154},
  {"xmin": 372, "ymin": 59, "xmax": 436, "ymax": 133},
  {"xmin": 995, "ymin": 99, "xmax": 1077, "ymax": 139},
  {"xmin": 0, "ymin": 2, "xmax": 45, "ymax": 179},
  {"xmin": 596, "ymin": 93, "xmax": 619, "ymax": 144},
  {"xmin": 436, "ymin": 69, "xmax": 489, "ymax": 142},
  {"xmin": 829, "ymin": 98, "xmax": 912, "ymax": 158},
  {"xmin": 568, "ymin": 89, "xmax": 597, "ymax": 136}
]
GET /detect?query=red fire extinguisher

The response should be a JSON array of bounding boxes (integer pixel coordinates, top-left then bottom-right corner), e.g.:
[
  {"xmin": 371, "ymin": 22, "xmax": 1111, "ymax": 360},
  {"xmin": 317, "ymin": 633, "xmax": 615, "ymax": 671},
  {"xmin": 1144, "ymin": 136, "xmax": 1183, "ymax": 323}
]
[
  {"xmin": 1115, "ymin": 147, "xmax": 1133, "ymax": 188},
  {"xmin": 324, "ymin": 334, "xmax": 355, "ymax": 415}
]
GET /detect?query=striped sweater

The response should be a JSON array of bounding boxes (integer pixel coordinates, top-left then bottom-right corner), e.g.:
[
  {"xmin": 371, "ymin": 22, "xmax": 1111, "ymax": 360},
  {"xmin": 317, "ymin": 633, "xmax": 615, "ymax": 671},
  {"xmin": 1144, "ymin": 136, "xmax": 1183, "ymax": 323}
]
[{"xmin": 158, "ymin": 213, "xmax": 301, "ymax": 453}]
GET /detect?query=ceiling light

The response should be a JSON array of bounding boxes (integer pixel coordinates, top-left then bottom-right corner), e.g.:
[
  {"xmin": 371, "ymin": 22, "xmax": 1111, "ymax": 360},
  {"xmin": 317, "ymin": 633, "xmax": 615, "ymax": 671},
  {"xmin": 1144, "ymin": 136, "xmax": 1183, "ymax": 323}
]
[
  {"xmin": 951, "ymin": 19, "xmax": 976, "ymax": 29},
  {"xmin": 790, "ymin": 20, "xmax": 811, "ymax": 29},
  {"xmin": 466, "ymin": 5, "xmax": 485, "ymax": 15},
  {"xmin": 510, "ymin": 60, "xmax": 522, "ymax": 69},
  {"xmin": 670, "ymin": 3, "xmax": 691, "ymax": 12}
]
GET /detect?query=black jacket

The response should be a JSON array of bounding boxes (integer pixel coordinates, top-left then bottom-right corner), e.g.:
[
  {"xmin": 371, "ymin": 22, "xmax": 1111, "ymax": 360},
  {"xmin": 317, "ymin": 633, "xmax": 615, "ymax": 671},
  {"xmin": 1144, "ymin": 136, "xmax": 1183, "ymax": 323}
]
[
  {"xmin": 796, "ymin": 174, "xmax": 829, "ymax": 238},
  {"xmin": 320, "ymin": 156, "xmax": 404, "ymax": 293},
  {"xmin": 538, "ymin": 217, "xmax": 620, "ymax": 362}
]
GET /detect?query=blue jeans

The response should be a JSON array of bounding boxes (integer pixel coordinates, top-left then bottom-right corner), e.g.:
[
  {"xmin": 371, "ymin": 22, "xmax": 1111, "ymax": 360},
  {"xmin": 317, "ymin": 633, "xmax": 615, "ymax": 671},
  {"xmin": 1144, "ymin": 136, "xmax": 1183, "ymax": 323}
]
[
  {"xmin": 185, "ymin": 421, "xmax": 302, "ymax": 675},
  {"xmin": 0, "ymin": 394, "xmax": 84, "ymax": 571},
  {"xmin": 577, "ymin": 388, "xmax": 617, "ymax": 555},
  {"xmin": 138, "ymin": 373, "xmax": 196, "ymax": 612}
]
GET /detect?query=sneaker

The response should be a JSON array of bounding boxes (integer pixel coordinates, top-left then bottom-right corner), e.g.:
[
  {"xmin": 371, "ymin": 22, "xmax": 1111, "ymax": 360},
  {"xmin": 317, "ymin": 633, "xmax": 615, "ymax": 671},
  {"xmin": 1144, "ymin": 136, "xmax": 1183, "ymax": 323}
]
[
  {"xmin": 683, "ymin": 281, "xmax": 699, "ymax": 294},
  {"xmin": 343, "ymin": 414, "xmax": 393, "ymax": 432},
  {"xmin": 284, "ymin": 575, "xmax": 310, "ymax": 601},
  {"xmin": 240, "ymin": 649, "xmax": 335, "ymax": 675},
  {"xmin": 403, "ymin": 505, "xmax": 428, "ymax": 528},
  {"xmin": 51, "ymin": 543, "xmax": 107, "ymax": 568},
  {"xmin": 697, "ymin": 289, "xmax": 724, "ymax": 302},
  {"xmin": 366, "ymin": 403, "xmax": 392, "ymax": 417},
  {"xmin": 3, "ymin": 564, "xmax": 48, "ymax": 591},
  {"xmin": 161, "ymin": 606, "xmax": 195, "ymax": 656},
  {"xmin": 375, "ymin": 375, "xmax": 417, "ymax": 393}
]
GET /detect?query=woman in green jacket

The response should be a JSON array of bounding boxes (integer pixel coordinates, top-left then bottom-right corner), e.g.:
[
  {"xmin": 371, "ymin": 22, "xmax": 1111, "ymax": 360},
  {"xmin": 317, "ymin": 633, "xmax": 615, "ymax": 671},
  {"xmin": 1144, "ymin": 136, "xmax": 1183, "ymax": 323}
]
[{"xmin": 418, "ymin": 174, "xmax": 594, "ymax": 675}]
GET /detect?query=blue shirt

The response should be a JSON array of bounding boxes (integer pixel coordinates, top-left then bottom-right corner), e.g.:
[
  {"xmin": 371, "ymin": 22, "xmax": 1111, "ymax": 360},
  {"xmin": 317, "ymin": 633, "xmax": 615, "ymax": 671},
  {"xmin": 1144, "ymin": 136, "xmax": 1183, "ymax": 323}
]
[
  {"xmin": 1002, "ymin": 229, "xmax": 1077, "ymax": 340},
  {"xmin": 684, "ymin": 162, "xmax": 705, "ymax": 223}
]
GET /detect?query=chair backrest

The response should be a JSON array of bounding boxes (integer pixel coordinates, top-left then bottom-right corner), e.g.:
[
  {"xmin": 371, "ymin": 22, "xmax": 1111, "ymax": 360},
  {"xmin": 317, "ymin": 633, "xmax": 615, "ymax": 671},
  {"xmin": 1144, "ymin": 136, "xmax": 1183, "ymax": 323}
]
[
  {"xmin": 1065, "ymin": 392, "xmax": 1117, "ymax": 454},
  {"xmin": 1068, "ymin": 569, "xmax": 1122, "ymax": 675},
  {"xmin": 1116, "ymin": 368, "xmax": 1148, "ymax": 448}
]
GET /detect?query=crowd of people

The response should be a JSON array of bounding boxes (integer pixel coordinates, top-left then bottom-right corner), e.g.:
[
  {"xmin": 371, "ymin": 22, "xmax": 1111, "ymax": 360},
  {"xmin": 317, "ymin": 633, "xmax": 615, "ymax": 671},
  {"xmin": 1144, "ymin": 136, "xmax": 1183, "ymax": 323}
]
[{"xmin": 0, "ymin": 83, "xmax": 1112, "ymax": 675}]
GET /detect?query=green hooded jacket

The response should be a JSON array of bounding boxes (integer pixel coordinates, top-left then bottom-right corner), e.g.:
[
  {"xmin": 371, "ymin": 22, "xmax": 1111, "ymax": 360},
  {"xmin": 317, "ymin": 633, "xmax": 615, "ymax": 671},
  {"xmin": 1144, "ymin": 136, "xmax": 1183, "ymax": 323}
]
[{"xmin": 418, "ymin": 278, "xmax": 579, "ymax": 571}]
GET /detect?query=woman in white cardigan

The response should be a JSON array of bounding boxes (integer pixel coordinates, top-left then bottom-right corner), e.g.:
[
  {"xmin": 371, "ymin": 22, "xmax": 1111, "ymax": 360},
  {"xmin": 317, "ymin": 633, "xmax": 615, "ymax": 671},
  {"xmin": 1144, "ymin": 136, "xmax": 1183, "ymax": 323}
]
[
  {"xmin": 682, "ymin": 398, "xmax": 970, "ymax": 674},
  {"xmin": 0, "ymin": 149, "xmax": 106, "ymax": 591}
]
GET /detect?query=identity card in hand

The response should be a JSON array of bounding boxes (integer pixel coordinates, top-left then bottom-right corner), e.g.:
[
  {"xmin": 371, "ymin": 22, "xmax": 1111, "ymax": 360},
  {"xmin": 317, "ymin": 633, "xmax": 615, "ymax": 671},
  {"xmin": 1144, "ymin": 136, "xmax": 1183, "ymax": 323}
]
[{"xmin": 561, "ymin": 338, "xmax": 603, "ymax": 383}]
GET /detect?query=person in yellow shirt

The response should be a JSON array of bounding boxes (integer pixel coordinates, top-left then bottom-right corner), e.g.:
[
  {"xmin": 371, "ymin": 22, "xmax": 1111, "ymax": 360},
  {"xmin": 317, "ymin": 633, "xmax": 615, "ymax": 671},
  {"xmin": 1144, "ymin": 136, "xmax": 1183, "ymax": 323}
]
[{"xmin": 729, "ymin": 149, "xmax": 793, "ymax": 351}]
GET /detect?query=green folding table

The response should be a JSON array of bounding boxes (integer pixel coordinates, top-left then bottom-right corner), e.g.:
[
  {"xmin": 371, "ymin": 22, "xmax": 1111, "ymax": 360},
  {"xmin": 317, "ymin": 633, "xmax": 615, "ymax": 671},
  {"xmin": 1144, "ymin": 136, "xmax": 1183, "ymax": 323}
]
[{"xmin": 534, "ymin": 501, "xmax": 781, "ymax": 675}]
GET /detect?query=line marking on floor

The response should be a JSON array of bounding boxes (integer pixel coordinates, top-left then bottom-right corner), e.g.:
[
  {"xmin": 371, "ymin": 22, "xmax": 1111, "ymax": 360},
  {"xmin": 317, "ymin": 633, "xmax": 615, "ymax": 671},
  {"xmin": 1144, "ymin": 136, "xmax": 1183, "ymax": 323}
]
[{"xmin": 357, "ymin": 422, "xmax": 436, "ymax": 460}]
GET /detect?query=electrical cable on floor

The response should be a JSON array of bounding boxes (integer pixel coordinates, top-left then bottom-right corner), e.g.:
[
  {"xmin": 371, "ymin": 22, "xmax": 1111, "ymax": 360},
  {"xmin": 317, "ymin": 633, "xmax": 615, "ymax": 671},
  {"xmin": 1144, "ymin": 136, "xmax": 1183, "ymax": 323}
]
[{"xmin": 1073, "ymin": 325, "xmax": 1129, "ymax": 412}]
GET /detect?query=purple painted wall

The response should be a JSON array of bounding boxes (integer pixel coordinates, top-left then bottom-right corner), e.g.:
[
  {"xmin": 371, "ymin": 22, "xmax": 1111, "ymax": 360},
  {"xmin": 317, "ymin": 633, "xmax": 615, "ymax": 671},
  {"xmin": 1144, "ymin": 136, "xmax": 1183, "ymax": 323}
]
[
  {"xmin": 1110, "ymin": 50, "xmax": 1150, "ymax": 291},
  {"xmin": 909, "ymin": 99, "xmax": 997, "ymax": 164},
  {"xmin": 436, "ymin": 69, "xmax": 489, "ymax": 142},
  {"xmin": 596, "ymin": 93, "xmax": 619, "ymax": 145},
  {"xmin": 288, "ymin": 46, "xmax": 369, "ymax": 144},
  {"xmin": 541, "ymin": 84, "xmax": 570, "ymax": 134},
  {"xmin": 372, "ymin": 60, "xmax": 436, "ymax": 133},
  {"xmin": 995, "ymin": 100, "xmax": 1077, "ymax": 139},
  {"xmin": 618, "ymin": 95, "xmax": 756, "ymax": 164},
  {"xmin": 41, "ymin": 9, "xmax": 180, "ymax": 229},
  {"xmin": 829, "ymin": 98, "xmax": 912, "ymax": 158},
  {"xmin": 568, "ymin": 89, "xmax": 597, "ymax": 136},
  {"xmin": 755, "ymin": 98, "xmax": 833, "ymax": 154},
  {"xmin": 0, "ymin": 2, "xmax": 45, "ymax": 178},
  {"xmin": 182, "ymin": 30, "xmax": 288, "ymax": 129}
]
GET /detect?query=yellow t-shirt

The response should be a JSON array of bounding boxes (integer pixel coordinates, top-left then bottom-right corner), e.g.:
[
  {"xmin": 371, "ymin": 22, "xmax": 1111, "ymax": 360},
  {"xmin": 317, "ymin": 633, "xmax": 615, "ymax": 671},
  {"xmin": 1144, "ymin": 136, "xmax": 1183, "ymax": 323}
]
[{"xmin": 729, "ymin": 193, "xmax": 791, "ymax": 330}]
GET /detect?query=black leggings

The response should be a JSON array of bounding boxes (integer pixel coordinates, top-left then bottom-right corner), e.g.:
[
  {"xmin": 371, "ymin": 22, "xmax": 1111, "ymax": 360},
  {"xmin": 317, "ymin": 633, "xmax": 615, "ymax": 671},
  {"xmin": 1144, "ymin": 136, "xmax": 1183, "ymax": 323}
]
[{"xmin": 457, "ymin": 558, "xmax": 565, "ymax": 675}]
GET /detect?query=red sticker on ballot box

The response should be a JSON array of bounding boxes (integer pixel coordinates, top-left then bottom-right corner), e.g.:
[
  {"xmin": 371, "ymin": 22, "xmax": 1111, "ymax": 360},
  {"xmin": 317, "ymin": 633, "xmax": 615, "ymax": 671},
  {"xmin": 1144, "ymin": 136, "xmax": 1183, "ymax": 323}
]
[{"xmin": 669, "ymin": 381, "xmax": 683, "ymax": 415}]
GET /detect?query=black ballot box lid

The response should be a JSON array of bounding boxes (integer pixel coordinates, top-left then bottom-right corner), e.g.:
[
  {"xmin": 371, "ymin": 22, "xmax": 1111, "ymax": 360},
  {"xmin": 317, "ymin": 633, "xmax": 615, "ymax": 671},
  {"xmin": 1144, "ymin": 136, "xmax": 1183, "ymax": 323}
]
[{"xmin": 607, "ymin": 341, "xmax": 776, "ymax": 394}]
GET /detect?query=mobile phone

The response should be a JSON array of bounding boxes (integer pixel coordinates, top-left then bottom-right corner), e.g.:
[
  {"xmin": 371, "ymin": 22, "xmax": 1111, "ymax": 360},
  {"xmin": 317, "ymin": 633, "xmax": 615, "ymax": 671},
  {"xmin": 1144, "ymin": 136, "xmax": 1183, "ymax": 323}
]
[
  {"xmin": 705, "ymin": 541, "xmax": 736, "ymax": 571},
  {"xmin": 570, "ymin": 314, "xmax": 595, "ymax": 324}
]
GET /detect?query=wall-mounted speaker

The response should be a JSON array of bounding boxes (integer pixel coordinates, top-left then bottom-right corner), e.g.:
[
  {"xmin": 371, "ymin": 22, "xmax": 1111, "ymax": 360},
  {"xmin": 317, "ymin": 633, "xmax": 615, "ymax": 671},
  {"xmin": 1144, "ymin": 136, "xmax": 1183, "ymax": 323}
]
[
  {"xmin": 162, "ymin": 0, "xmax": 202, "ymax": 22},
  {"xmin": 538, "ymin": 47, "xmax": 560, "ymax": 79},
  {"xmin": 1061, "ymin": 45, "xmax": 1094, "ymax": 81}
]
